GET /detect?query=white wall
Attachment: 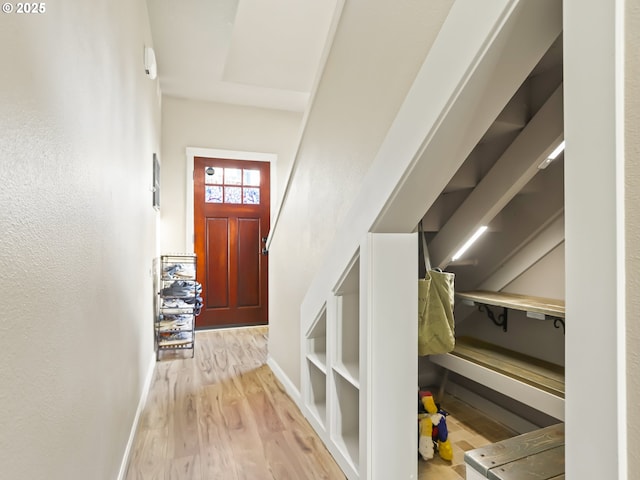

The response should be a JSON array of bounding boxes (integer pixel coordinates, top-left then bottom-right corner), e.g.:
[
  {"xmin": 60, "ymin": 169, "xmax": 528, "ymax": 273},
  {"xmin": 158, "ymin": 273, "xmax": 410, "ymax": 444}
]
[
  {"xmin": 626, "ymin": 0, "xmax": 640, "ymax": 475},
  {"xmin": 0, "ymin": 1, "xmax": 160, "ymax": 479},
  {"xmin": 159, "ymin": 96, "xmax": 302, "ymax": 252},
  {"xmin": 269, "ymin": 0, "xmax": 454, "ymax": 391}
]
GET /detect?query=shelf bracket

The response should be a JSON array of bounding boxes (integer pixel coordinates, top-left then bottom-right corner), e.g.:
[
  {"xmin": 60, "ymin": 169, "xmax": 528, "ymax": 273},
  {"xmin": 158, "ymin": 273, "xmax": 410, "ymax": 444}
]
[
  {"xmin": 478, "ymin": 303, "xmax": 508, "ymax": 332},
  {"xmin": 549, "ymin": 316, "xmax": 565, "ymax": 335}
]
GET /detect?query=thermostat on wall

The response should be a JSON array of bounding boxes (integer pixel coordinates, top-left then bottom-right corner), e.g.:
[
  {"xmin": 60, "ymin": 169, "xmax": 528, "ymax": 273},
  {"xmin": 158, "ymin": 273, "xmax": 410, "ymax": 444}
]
[{"xmin": 144, "ymin": 46, "xmax": 157, "ymax": 80}]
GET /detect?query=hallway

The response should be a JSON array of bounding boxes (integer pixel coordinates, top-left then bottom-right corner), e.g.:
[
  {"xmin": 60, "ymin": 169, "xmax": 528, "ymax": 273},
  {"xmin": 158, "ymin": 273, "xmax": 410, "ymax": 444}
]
[{"xmin": 125, "ymin": 327, "xmax": 345, "ymax": 479}]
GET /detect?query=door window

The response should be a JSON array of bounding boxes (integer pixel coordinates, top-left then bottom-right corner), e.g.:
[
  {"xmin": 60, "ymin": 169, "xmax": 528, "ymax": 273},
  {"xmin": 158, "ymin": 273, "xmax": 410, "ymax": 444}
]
[{"xmin": 204, "ymin": 166, "xmax": 261, "ymax": 204}]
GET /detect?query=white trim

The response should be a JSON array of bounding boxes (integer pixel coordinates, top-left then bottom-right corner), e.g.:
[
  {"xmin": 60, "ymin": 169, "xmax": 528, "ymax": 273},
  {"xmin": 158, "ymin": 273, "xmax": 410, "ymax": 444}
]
[
  {"xmin": 185, "ymin": 147, "xmax": 277, "ymax": 252},
  {"xmin": 614, "ymin": 0, "xmax": 627, "ymax": 477},
  {"xmin": 266, "ymin": 354, "xmax": 302, "ymax": 408},
  {"xmin": 117, "ymin": 353, "xmax": 156, "ymax": 480},
  {"xmin": 564, "ymin": 0, "xmax": 625, "ymax": 477}
]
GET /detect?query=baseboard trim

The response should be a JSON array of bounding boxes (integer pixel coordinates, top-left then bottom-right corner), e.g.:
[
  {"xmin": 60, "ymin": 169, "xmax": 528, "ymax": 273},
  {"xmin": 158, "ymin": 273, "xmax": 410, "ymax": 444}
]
[
  {"xmin": 117, "ymin": 352, "xmax": 156, "ymax": 480},
  {"xmin": 266, "ymin": 355, "xmax": 302, "ymax": 409}
]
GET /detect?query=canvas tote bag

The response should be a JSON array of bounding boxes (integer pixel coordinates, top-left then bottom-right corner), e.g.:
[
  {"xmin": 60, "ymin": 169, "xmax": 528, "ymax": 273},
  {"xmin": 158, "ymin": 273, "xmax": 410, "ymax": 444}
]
[{"xmin": 418, "ymin": 223, "xmax": 455, "ymax": 356}]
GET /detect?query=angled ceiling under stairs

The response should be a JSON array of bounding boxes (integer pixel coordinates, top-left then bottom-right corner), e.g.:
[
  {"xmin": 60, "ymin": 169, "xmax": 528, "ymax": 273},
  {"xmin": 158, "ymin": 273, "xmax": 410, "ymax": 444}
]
[{"xmin": 421, "ymin": 36, "xmax": 565, "ymax": 294}]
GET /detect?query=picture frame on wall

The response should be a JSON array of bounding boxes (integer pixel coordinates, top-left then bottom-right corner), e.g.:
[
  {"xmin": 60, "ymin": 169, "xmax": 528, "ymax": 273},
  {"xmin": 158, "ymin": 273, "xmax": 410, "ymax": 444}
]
[{"xmin": 152, "ymin": 153, "xmax": 160, "ymax": 210}]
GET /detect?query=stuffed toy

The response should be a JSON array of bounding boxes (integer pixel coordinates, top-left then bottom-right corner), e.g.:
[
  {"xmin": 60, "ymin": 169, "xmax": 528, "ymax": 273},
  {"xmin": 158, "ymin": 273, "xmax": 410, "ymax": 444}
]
[{"xmin": 418, "ymin": 391, "xmax": 453, "ymax": 462}]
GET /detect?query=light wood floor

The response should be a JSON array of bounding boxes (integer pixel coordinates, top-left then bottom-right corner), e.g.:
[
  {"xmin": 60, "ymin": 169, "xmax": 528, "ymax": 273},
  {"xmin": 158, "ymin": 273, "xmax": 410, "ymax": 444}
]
[
  {"xmin": 126, "ymin": 326, "xmax": 515, "ymax": 480},
  {"xmin": 125, "ymin": 326, "xmax": 345, "ymax": 480},
  {"xmin": 417, "ymin": 392, "xmax": 516, "ymax": 479}
]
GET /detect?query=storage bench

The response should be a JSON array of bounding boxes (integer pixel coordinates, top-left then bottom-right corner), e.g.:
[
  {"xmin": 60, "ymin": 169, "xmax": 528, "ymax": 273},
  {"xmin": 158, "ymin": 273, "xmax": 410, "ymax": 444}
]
[
  {"xmin": 465, "ymin": 422, "xmax": 564, "ymax": 480},
  {"xmin": 430, "ymin": 290, "xmax": 565, "ymax": 420}
]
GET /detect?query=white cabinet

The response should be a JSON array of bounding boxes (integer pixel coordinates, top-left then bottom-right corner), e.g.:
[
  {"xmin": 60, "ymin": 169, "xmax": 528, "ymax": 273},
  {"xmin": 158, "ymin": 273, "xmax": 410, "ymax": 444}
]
[{"xmin": 301, "ymin": 233, "xmax": 417, "ymax": 480}]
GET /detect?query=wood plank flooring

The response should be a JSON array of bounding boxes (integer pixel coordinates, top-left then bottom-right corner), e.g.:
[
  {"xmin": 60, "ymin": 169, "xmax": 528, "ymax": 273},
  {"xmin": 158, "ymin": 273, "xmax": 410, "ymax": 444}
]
[
  {"xmin": 126, "ymin": 326, "xmax": 515, "ymax": 480},
  {"xmin": 125, "ymin": 327, "xmax": 345, "ymax": 480},
  {"xmin": 418, "ymin": 392, "xmax": 517, "ymax": 480}
]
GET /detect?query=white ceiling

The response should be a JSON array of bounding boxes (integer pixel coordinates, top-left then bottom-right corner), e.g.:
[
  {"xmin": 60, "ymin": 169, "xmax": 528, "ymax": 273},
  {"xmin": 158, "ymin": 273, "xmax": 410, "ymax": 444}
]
[{"xmin": 145, "ymin": 0, "xmax": 338, "ymax": 112}]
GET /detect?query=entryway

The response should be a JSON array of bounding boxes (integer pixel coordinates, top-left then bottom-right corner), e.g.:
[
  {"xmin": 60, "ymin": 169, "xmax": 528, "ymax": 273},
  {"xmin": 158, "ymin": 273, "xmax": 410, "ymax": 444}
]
[{"xmin": 193, "ymin": 156, "xmax": 270, "ymax": 328}]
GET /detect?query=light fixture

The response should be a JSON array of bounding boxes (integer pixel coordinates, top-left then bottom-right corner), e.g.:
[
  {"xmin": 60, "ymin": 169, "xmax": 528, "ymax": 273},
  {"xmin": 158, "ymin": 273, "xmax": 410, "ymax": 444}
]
[
  {"xmin": 451, "ymin": 226, "xmax": 488, "ymax": 262},
  {"xmin": 538, "ymin": 140, "xmax": 565, "ymax": 169}
]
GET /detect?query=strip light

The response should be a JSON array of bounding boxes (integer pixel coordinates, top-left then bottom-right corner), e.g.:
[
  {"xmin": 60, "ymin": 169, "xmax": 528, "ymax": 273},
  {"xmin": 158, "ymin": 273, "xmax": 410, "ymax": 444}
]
[
  {"xmin": 451, "ymin": 226, "xmax": 488, "ymax": 262},
  {"xmin": 538, "ymin": 140, "xmax": 565, "ymax": 169}
]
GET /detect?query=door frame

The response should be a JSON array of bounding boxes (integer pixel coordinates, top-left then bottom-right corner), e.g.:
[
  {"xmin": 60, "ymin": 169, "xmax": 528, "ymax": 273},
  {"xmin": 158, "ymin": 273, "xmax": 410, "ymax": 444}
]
[{"xmin": 185, "ymin": 147, "xmax": 277, "ymax": 252}]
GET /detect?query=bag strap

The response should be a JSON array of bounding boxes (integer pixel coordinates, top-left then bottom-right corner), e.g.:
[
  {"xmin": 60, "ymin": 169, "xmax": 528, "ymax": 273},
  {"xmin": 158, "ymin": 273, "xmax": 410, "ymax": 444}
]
[{"xmin": 419, "ymin": 221, "xmax": 432, "ymax": 272}]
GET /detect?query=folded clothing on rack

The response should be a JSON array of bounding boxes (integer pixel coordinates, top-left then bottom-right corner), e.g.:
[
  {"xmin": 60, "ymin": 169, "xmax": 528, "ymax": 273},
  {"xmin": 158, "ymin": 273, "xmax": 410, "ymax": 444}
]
[
  {"xmin": 163, "ymin": 263, "xmax": 196, "ymax": 279},
  {"xmin": 161, "ymin": 282, "xmax": 203, "ymax": 316},
  {"xmin": 161, "ymin": 280, "xmax": 202, "ymax": 297},
  {"xmin": 158, "ymin": 331, "xmax": 193, "ymax": 346},
  {"xmin": 157, "ymin": 313, "xmax": 192, "ymax": 330}
]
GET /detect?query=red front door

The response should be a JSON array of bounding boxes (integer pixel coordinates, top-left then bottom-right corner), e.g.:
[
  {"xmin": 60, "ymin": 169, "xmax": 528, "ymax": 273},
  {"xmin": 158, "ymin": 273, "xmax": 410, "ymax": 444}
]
[{"xmin": 193, "ymin": 157, "xmax": 270, "ymax": 328}]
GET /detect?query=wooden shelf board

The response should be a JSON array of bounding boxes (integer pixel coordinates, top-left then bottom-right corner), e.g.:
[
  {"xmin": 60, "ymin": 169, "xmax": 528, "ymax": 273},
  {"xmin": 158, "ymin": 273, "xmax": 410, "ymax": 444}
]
[
  {"xmin": 452, "ymin": 336, "xmax": 564, "ymax": 397},
  {"xmin": 457, "ymin": 290, "xmax": 565, "ymax": 318}
]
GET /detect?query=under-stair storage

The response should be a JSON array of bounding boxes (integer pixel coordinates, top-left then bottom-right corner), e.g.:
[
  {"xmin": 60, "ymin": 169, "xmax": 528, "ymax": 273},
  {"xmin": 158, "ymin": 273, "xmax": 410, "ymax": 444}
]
[
  {"xmin": 332, "ymin": 372, "xmax": 360, "ymax": 469},
  {"xmin": 331, "ymin": 256, "xmax": 361, "ymax": 472},
  {"xmin": 301, "ymin": 233, "xmax": 417, "ymax": 480},
  {"xmin": 304, "ymin": 306, "xmax": 328, "ymax": 427},
  {"xmin": 334, "ymin": 261, "xmax": 360, "ymax": 387}
]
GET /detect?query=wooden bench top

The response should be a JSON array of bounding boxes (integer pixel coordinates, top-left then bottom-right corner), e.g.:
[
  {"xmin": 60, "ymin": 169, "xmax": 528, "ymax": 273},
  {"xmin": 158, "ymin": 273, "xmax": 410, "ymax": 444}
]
[
  {"xmin": 465, "ymin": 423, "xmax": 564, "ymax": 479},
  {"xmin": 451, "ymin": 337, "xmax": 565, "ymax": 398},
  {"xmin": 457, "ymin": 290, "xmax": 565, "ymax": 318}
]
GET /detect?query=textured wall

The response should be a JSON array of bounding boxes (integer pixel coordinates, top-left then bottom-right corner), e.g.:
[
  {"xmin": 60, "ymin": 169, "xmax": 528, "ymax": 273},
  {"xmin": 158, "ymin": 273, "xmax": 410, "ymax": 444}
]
[
  {"xmin": 0, "ymin": 1, "xmax": 161, "ymax": 478},
  {"xmin": 160, "ymin": 96, "xmax": 302, "ymax": 252},
  {"xmin": 627, "ymin": 0, "xmax": 640, "ymax": 475},
  {"xmin": 268, "ymin": 0, "xmax": 454, "ymax": 389}
]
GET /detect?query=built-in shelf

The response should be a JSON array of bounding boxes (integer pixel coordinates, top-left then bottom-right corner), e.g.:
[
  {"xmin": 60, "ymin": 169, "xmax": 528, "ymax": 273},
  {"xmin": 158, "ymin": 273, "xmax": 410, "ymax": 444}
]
[
  {"xmin": 307, "ymin": 353, "xmax": 327, "ymax": 373},
  {"xmin": 300, "ymin": 234, "xmax": 418, "ymax": 480},
  {"xmin": 335, "ymin": 257, "xmax": 360, "ymax": 387},
  {"xmin": 333, "ymin": 363, "xmax": 359, "ymax": 389},
  {"xmin": 332, "ymin": 371, "xmax": 360, "ymax": 471},
  {"xmin": 304, "ymin": 304, "xmax": 329, "ymax": 428},
  {"xmin": 458, "ymin": 290, "xmax": 565, "ymax": 333},
  {"xmin": 457, "ymin": 290, "xmax": 565, "ymax": 318},
  {"xmin": 306, "ymin": 306, "xmax": 328, "ymax": 372},
  {"xmin": 334, "ymin": 256, "xmax": 359, "ymax": 296},
  {"xmin": 306, "ymin": 360, "xmax": 327, "ymax": 428}
]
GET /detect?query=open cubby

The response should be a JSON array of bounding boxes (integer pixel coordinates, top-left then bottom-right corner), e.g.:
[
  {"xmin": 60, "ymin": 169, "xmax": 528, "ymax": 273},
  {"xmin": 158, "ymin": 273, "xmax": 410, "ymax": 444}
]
[
  {"xmin": 334, "ymin": 257, "xmax": 360, "ymax": 387},
  {"xmin": 306, "ymin": 306, "xmax": 327, "ymax": 372},
  {"xmin": 332, "ymin": 369, "xmax": 360, "ymax": 471},
  {"xmin": 306, "ymin": 360, "xmax": 327, "ymax": 427},
  {"xmin": 300, "ymin": 235, "xmax": 418, "ymax": 479}
]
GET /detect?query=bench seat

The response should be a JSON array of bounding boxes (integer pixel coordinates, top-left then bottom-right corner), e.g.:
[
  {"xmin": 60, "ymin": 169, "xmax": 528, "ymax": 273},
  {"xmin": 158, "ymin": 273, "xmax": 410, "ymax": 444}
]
[
  {"xmin": 430, "ymin": 336, "xmax": 565, "ymax": 419},
  {"xmin": 465, "ymin": 423, "xmax": 564, "ymax": 480}
]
